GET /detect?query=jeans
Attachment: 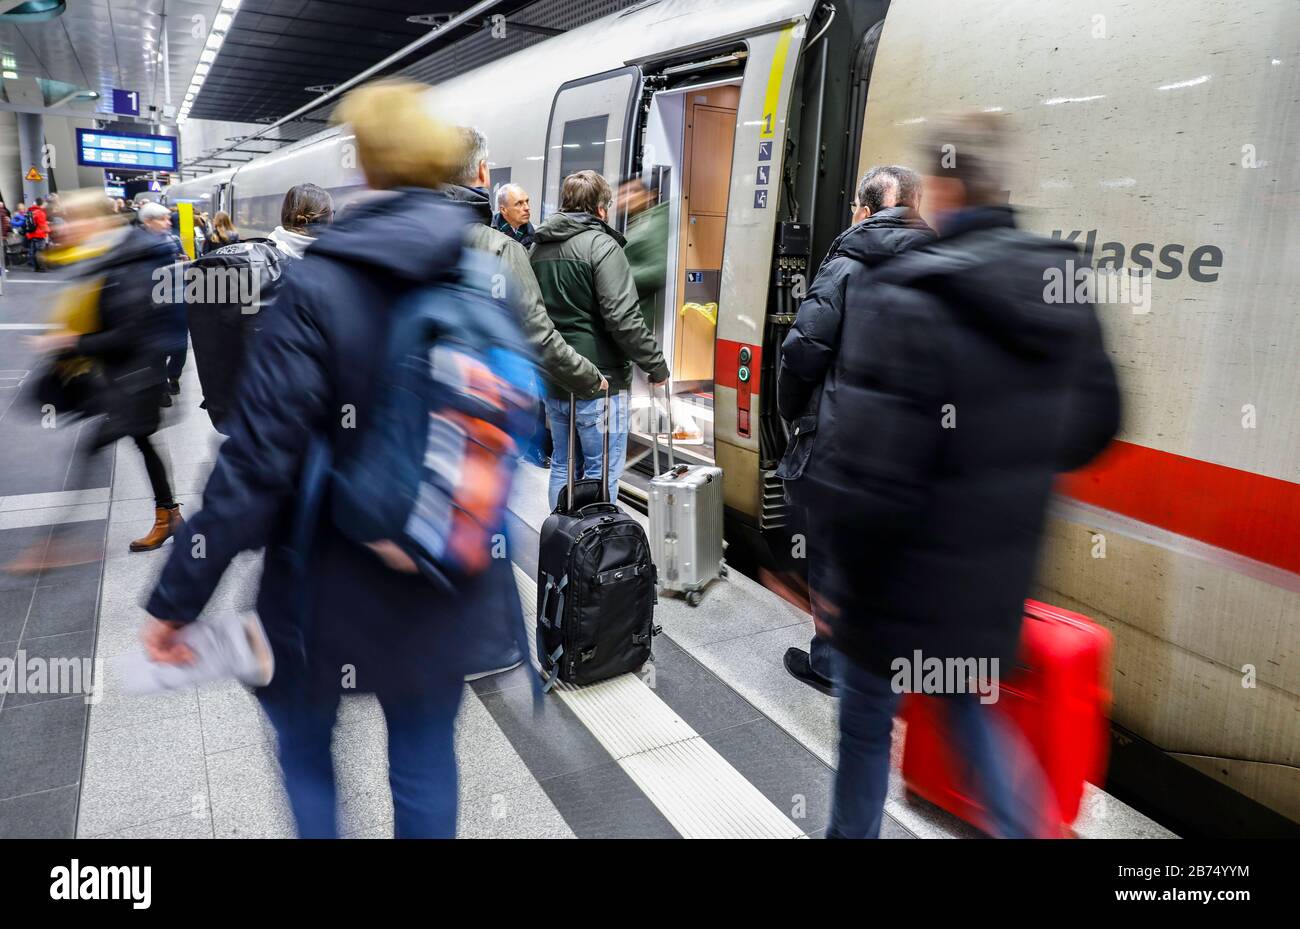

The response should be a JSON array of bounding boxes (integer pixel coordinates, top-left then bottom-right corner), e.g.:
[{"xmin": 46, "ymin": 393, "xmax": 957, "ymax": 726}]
[
  {"xmin": 258, "ymin": 676, "xmax": 465, "ymax": 839},
  {"xmin": 546, "ymin": 390, "xmax": 628, "ymax": 509},
  {"xmin": 828, "ymin": 649, "xmax": 1048, "ymax": 839}
]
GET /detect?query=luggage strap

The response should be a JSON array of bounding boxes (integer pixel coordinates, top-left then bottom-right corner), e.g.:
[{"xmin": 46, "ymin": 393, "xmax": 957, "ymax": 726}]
[
  {"xmin": 594, "ymin": 563, "xmax": 650, "ymax": 586},
  {"xmin": 541, "ymin": 643, "xmax": 564, "ymax": 693},
  {"xmin": 538, "ymin": 574, "xmax": 567, "ymax": 629}
]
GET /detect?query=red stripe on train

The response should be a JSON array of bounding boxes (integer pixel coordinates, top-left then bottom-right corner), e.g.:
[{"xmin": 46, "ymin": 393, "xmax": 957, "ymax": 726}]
[
  {"xmin": 715, "ymin": 338, "xmax": 761, "ymax": 393},
  {"xmin": 1059, "ymin": 440, "xmax": 1300, "ymax": 575}
]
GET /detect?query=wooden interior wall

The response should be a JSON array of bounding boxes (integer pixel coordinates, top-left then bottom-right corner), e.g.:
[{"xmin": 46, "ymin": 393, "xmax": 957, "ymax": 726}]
[{"xmin": 673, "ymin": 84, "xmax": 739, "ymax": 384}]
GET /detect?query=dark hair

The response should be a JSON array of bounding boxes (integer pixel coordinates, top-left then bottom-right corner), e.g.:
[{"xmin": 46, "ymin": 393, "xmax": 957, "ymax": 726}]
[
  {"xmin": 560, "ymin": 170, "xmax": 611, "ymax": 215},
  {"xmin": 280, "ymin": 183, "xmax": 333, "ymax": 234},
  {"xmin": 857, "ymin": 165, "xmax": 921, "ymax": 213},
  {"xmin": 35, "ymin": 197, "xmax": 44, "ymax": 207}
]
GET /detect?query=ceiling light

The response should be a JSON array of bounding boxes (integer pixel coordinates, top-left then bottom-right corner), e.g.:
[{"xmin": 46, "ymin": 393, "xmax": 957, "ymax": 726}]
[
  {"xmin": 200, "ymin": 49, "xmax": 216, "ymax": 64},
  {"xmin": 2, "ymin": 70, "xmax": 16, "ymax": 79},
  {"xmin": 213, "ymin": 12, "xmax": 233, "ymax": 32},
  {"xmin": 195, "ymin": 63, "xmax": 210, "ymax": 76},
  {"xmin": 220, "ymin": 0, "xmax": 241, "ymax": 10}
]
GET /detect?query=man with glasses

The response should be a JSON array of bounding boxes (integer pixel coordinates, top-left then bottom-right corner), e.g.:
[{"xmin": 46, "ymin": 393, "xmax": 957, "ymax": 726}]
[{"xmin": 776, "ymin": 165, "xmax": 935, "ymax": 694}]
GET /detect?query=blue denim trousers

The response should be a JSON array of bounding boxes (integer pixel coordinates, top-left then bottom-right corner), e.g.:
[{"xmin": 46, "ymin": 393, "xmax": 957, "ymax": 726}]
[
  {"xmin": 258, "ymin": 675, "xmax": 465, "ymax": 839},
  {"xmin": 546, "ymin": 390, "xmax": 629, "ymax": 509},
  {"xmin": 828, "ymin": 649, "xmax": 1048, "ymax": 839}
]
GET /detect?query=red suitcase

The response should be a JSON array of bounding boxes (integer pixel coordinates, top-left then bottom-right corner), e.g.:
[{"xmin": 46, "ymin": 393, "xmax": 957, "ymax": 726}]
[{"xmin": 900, "ymin": 599, "xmax": 1112, "ymax": 837}]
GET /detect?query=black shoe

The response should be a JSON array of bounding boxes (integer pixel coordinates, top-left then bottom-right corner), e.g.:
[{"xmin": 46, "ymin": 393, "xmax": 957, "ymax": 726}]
[
  {"xmin": 784, "ymin": 647, "xmax": 834, "ymax": 695},
  {"xmin": 168, "ymin": 380, "xmax": 181, "ymax": 396},
  {"xmin": 538, "ymin": 455, "xmax": 551, "ymax": 469},
  {"xmin": 160, "ymin": 392, "xmax": 173, "ymax": 408}
]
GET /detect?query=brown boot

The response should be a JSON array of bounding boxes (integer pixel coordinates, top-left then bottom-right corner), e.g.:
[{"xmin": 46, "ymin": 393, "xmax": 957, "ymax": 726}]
[{"xmin": 129, "ymin": 505, "xmax": 183, "ymax": 553}]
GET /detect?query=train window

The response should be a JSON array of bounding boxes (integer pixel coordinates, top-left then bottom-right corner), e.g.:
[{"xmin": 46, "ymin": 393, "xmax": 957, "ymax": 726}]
[
  {"xmin": 559, "ymin": 115, "xmax": 609, "ymax": 179},
  {"xmin": 540, "ymin": 66, "xmax": 640, "ymax": 222}
]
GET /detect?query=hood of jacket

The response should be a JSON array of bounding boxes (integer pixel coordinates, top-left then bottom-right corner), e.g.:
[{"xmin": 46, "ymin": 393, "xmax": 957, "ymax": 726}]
[
  {"xmin": 533, "ymin": 210, "xmax": 625, "ymax": 247},
  {"xmin": 876, "ymin": 205, "xmax": 1090, "ymax": 360},
  {"xmin": 823, "ymin": 206, "xmax": 934, "ymax": 271},
  {"xmin": 267, "ymin": 225, "xmax": 317, "ymax": 259},
  {"xmin": 306, "ymin": 187, "xmax": 468, "ymax": 282},
  {"xmin": 443, "ymin": 184, "xmax": 493, "ymax": 225}
]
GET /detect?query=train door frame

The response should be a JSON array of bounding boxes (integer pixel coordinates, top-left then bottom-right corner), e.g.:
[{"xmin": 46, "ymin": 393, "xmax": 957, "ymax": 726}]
[{"xmin": 538, "ymin": 65, "xmax": 642, "ymax": 224}]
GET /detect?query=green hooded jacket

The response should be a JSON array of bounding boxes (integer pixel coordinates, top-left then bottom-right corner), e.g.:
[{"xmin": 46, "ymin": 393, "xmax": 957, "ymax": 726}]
[
  {"xmin": 624, "ymin": 200, "xmax": 670, "ymax": 331},
  {"xmin": 530, "ymin": 211, "xmax": 669, "ymax": 397}
]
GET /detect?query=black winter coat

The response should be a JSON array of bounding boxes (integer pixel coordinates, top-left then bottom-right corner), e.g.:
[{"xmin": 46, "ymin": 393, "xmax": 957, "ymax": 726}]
[
  {"xmin": 776, "ymin": 207, "xmax": 934, "ymax": 484},
  {"xmin": 146, "ymin": 188, "xmax": 528, "ymax": 698},
  {"xmin": 803, "ymin": 206, "xmax": 1120, "ymax": 677},
  {"xmin": 72, "ymin": 227, "xmax": 178, "ymax": 448}
]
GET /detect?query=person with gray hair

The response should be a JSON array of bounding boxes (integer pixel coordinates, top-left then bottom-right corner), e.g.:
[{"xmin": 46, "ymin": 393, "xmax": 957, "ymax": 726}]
[
  {"xmin": 776, "ymin": 163, "xmax": 935, "ymax": 695},
  {"xmin": 493, "ymin": 183, "xmax": 535, "ymax": 248},
  {"xmin": 794, "ymin": 112, "xmax": 1120, "ymax": 838}
]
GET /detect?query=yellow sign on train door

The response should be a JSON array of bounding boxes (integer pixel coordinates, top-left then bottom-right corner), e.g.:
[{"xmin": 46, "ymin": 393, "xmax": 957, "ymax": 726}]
[{"xmin": 25, "ymin": 166, "xmax": 43, "ymax": 181}]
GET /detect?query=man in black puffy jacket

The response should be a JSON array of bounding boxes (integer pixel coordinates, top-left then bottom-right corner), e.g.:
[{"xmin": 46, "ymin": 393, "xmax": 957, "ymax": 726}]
[
  {"xmin": 777, "ymin": 165, "xmax": 934, "ymax": 694},
  {"xmin": 808, "ymin": 114, "xmax": 1120, "ymax": 839}
]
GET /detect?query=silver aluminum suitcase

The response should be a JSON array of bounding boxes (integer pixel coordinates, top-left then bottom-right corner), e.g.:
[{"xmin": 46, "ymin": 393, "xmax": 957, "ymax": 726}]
[{"xmin": 648, "ymin": 383, "xmax": 725, "ymax": 606}]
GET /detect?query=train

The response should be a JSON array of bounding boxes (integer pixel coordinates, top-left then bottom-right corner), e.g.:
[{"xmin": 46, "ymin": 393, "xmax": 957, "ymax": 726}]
[{"xmin": 166, "ymin": 0, "xmax": 1298, "ymax": 824}]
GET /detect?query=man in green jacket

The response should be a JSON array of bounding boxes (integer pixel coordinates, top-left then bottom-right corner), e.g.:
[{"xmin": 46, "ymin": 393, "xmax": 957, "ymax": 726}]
[
  {"xmin": 531, "ymin": 169, "xmax": 670, "ymax": 507},
  {"xmin": 619, "ymin": 178, "xmax": 670, "ymax": 332}
]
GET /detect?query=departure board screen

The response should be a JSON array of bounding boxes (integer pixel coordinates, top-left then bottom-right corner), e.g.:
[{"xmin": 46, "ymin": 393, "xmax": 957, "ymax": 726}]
[{"xmin": 76, "ymin": 129, "xmax": 178, "ymax": 171}]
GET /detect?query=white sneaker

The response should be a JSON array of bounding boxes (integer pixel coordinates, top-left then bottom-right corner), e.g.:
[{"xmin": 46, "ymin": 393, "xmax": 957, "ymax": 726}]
[{"xmin": 116, "ymin": 611, "xmax": 274, "ymax": 695}]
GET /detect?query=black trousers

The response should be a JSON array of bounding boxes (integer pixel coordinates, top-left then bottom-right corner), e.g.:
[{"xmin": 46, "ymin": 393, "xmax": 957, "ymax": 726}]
[
  {"xmin": 133, "ymin": 435, "xmax": 175, "ymax": 509},
  {"xmin": 165, "ymin": 344, "xmax": 187, "ymax": 384}
]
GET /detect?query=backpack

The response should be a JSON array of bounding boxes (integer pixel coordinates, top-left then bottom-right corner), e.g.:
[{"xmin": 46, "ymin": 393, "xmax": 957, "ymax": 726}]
[
  {"xmin": 325, "ymin": 247, "xmax": 539, "ymax": 591},
  {"xmin": 186, "ymin": 239, "xmax": 286, "ymax": 431}
]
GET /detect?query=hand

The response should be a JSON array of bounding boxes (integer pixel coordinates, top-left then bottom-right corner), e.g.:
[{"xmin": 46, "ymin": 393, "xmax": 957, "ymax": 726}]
[
  {"xmin": 649, "ymin": 376, "xmax": 668, "ymax": 386},
  {"xmin": 598, "ymin": 376, "xmax": 609, "ymax": 391},
  {"xmin": 141, "ymin": 616, "xmax": 195, "ymax": 665},
  {"xmin": 25, "ymin": 332, "xmax": 78, "ymax": 354}
]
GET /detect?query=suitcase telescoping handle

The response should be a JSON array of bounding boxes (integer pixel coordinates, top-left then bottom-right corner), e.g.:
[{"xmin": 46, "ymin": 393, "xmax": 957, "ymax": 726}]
[
  {"xmin": 566, "ymin": 384, "xmax": 613, "ymax": 506},
  {"xmin": 650, "ymin": 379, "xmax": 676, "ymax": 476}
]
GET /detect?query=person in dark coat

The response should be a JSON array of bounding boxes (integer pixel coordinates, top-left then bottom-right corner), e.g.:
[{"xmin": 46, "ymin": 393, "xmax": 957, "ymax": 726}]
[
  {"xmin": 492, "ymin": 183, "xmax": 535, "ymax": 247},
  {"xmin": 141, "ymin": 81, "xmax": 524, "ymax": 839},
  {"xmin": 810, "ymin": 114, "xmax": 1121, "ymax": 839},
  {"xmin": 776, "ymin": 165, "xmax": 935, "ymax": 694},
  {"xmin": 20, "ymin": 190, "xmax": 182, "ymax": 563}
]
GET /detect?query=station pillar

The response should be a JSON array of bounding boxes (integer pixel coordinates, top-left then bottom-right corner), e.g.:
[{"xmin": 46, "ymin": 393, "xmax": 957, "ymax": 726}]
[{"xmin": 17, "ymin": 112, "xmax": 50, "ymax": 203}]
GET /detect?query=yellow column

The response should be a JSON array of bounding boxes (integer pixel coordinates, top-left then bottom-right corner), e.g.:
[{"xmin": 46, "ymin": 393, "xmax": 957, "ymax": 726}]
[{"xmin": 177, "ymin": 202, "xmax": 196, "ymax": 260}]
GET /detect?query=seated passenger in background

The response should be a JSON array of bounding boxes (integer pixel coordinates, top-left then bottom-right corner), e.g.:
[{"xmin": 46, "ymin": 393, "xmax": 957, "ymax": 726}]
[
  {"xmin": 777, "ymin": 165, "xmax": 935, "ymax": 694},
  {"xmin": 804, "ymin": 113, "xmax": 1120, "ymax": 838},
  {"xmin": 530, "ymin": 169, "xmax": 669, "ymax": 508},
  {"xmin": 493, "ymin": 183, "xmax": 535, "ymax": 248}
]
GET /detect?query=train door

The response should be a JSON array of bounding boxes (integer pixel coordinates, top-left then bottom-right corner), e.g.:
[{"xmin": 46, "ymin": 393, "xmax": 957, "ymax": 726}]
[
  {"xmin": 540, "ymin": 66, "xmax": 641, "ymax": 222},
  {"xmin": 626, "ymin": 79, "xmax": 744, "ymax": 472}
]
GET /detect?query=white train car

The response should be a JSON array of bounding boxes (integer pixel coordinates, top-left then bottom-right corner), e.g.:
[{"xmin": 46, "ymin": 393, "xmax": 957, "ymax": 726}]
[{"xmin": 169, "ymin": 0, "xmax": 1299, "ymax": 825}]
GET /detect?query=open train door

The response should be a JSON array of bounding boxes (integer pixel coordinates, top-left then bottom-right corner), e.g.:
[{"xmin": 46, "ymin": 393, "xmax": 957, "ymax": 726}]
[{"xmin": 539, "ymin": 65, "xmax": 641, "ymax": 223}]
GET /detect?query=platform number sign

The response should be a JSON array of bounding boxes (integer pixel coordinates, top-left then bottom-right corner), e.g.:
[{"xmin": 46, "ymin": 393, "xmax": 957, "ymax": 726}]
[{"xmin": 112, "ymin": 89, "xmax": 140, "ymax": 117}]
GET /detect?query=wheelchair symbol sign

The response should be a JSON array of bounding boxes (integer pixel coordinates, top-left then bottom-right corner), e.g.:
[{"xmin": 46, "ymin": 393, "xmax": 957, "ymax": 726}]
[{"xmin": 754, "ymin": 189, "xmax": 768, "ymax": 209}]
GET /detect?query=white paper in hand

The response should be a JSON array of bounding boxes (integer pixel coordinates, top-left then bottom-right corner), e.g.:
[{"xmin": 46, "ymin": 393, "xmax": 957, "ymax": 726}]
[{"xmin": 114, "ymin": 611, "xmax": 274, "ymax": 696}]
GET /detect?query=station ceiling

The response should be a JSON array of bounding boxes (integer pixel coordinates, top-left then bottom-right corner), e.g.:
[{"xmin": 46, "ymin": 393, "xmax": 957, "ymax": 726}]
[
  {"xmin": 186, "ymin": 0, "xmax": 538, "ymax": 124},
  {"xmin": 0, "ymin": 0, "xmax": 222, "ymax": 118}
]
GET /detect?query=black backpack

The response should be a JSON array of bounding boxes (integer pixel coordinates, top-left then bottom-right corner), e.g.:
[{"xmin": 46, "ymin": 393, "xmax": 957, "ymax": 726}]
[
  {"xmin": 536, "ymin": 393, "xmax": 659, "ymax": 690},
  {"xmin": 185, "ymin": 239, "xmax": 286, "ymax": 432}
]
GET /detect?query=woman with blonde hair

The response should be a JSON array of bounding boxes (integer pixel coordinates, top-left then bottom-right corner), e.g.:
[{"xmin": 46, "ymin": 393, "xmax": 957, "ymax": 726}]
[
  {"xmin": 139, "ymin": 80, "xmax": 528, "ymax": 838},
  {"xmin": 202, "ymin": 209, "xmax": 240, "ymax": 254}
]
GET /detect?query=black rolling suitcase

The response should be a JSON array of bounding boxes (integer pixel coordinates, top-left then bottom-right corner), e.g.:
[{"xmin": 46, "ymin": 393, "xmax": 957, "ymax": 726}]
[{"xmin": 536, "ymin": 390, "xmax": 659, "ymax": 691}]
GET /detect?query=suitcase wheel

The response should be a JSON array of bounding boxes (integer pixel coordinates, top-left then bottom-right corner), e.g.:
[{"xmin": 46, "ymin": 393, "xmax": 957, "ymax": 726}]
[
  {"xmin": 718, "ymin": 564, "xmax": 728, "ymax": 578},
  {"xmin": 686, "ymin": 589, "xmax": 703, "ymax": 607}
]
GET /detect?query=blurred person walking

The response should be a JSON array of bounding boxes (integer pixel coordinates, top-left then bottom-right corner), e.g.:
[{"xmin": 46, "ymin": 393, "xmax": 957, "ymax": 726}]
[
  {"xmin": 138, "ymin": 202, "xmax": 189, "ymax": 403},
  {"xmin": 804, "ymin": 114, "xmax": 1120, "ymax": 838},
  {"xmin": 12, "ymin": 191, "xmax": 184, "ymax": 570},
  {"xmin": 139, "ymin": 81, "xmax": 532, "ymax": 839},
  {"xmin": 530, "ymin": 169, "xmax": 670, "ymax": 507},
  {"xmin": 777, "ymin": 165, "xmax": 934, "ymax": 694}
]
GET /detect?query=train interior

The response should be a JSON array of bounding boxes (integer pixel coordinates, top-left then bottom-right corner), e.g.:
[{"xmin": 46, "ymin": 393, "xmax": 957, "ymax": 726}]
[{"xmin": 625, "ymin": 78, "xmax": 742, "ymax": 480}]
